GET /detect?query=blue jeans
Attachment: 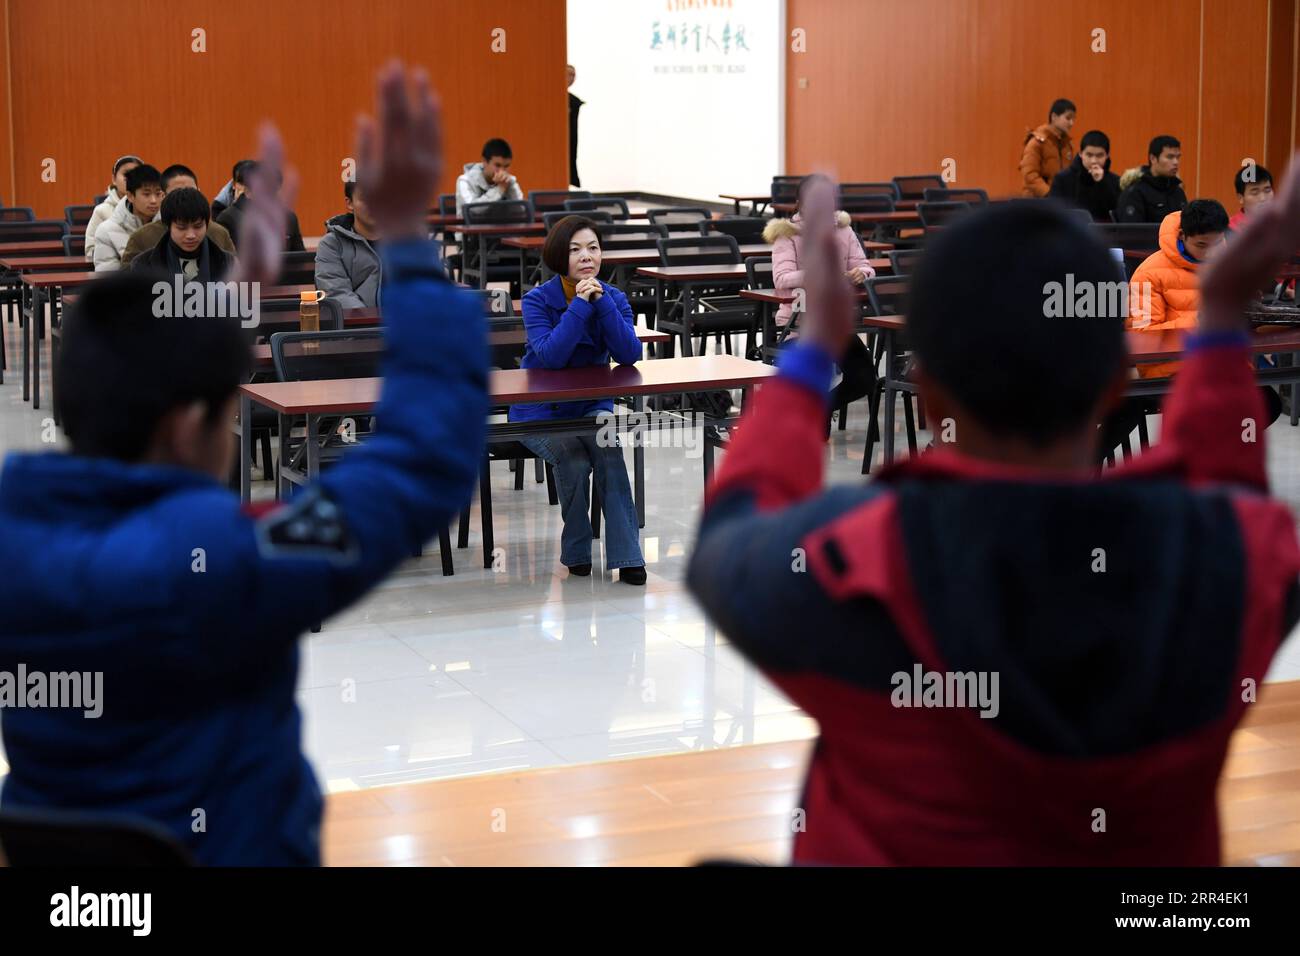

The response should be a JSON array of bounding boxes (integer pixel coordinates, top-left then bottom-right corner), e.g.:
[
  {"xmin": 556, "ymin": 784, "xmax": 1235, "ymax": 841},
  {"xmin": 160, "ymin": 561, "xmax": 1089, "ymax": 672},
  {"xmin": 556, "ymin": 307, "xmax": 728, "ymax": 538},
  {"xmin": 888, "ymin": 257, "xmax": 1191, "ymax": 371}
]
[{"xmin": 520, "ymin": 432, "xmax": 643, "ymax": 570}]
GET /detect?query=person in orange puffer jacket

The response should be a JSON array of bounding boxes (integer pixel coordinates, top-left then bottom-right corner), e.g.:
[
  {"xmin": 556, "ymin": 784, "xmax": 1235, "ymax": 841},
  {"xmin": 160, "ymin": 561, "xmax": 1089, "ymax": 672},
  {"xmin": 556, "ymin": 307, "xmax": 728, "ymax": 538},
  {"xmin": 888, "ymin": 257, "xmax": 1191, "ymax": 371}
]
[
  {"xmin": 1127, "ymin": 201, "xmax": 1228, "ymax": 378},
  {"xmin": 1020, "ymin": 98, "xmax": 1075, "ymax": 197}
]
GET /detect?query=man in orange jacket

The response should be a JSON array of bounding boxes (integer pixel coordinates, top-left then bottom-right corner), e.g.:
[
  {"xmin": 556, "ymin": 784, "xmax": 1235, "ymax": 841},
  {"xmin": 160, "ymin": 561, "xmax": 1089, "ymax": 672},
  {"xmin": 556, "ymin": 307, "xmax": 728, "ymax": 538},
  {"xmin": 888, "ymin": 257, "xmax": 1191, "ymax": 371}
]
[{"xmin": 1020, "ymin": 97, "xmax": 1075, "ymax": 197}]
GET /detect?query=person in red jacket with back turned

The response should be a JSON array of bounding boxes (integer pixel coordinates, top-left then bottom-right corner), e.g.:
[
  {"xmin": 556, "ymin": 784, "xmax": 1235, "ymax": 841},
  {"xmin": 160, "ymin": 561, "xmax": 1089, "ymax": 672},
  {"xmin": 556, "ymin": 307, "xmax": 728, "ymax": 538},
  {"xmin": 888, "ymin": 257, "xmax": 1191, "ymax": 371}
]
[{"xmin": 687, "ymin": 169, "xmax": 1300, "ymax": 866}]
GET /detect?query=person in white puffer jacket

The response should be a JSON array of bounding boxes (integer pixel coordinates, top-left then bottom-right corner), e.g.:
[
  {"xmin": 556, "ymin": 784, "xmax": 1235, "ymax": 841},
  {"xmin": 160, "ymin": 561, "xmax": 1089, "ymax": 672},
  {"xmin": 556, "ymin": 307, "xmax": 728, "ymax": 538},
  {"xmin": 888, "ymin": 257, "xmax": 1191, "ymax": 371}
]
[
  {"xmin": 93, "ymin": 164, "xmax": 163, "ymax": 272},
  {"xmin": 84, "ymin": 155, "xmax": 142, "ymax": 261}
]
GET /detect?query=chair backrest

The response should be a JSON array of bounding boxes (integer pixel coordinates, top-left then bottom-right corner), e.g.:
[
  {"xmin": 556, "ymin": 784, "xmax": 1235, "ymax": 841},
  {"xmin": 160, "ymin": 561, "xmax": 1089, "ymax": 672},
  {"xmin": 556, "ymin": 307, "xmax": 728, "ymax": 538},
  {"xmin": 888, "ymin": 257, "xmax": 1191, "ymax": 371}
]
[
  {"xmin": 927, "ymin": 187, "xmax": 987, "ymax": 205},
  {"xmin": 648, "ymin": 207, "xmax": 713, "ymax": 233},
  {"xmin": 0, "ymin": 807, "xmax": 193, "ymax": 866},
  {"xmin": 770, "ymin": 177, "xmax": 803, "ymax": 205},
  {"xmin": 892, "ymin": 174, "xmax": 947, "ymax": 200},
  {"xmin": 917, "ymin": 201, "xmax": 971, "ymax": 228},
  {"xmin": 838, "ymin": 194, "xmax": 895, "ymax": 214},
  {"xmin": 475, "ymin": 287, "xmax": 515, "ymax": 317},
  {"xmin": 462, "ymin": 199, "xmax": 534, "ymax": 225},
  {"xmin": 437, "ymin": 193, "xmax": 457, "ymax": 216},
  {"xmin": 1063, "ymin": 206, "xmax": 1095, "ymax": 226},
  {"xmin": 596, "ymin": 222, "xmax": 668, "ymax": 250},
  {"xmin": 746, "ymin": 256, "xmax": 774, "ymax": 290},
  {"xmin": 64, "ymin": 204, "xmax": 96, "ymax": 227},
  {"xmin": 1092, "ymin": 221, "xmax": 1161, "ymax": 251},
  {"xmin": 702, "ymin": 216, "xmax": 768, "ymax": 243},
  {"xmin": 0, "ymin": 206, "xmax": 36, "ymax": 222},
  {"xmin": 0, "ymin": 220, "xmax": 68, "ymax": 242},
  {"xmin": 656, "ymin": 234, "xmax": 741, "ymax": 266},
  {"xmin": 864, "ymin": 275, "xmax": 911, "ymax": 317},
  {"xmin": 271, "ymin": 328, "xmax": 385, "ymax": 382},
  {"xmin": 277, "ymin": 249, "xmax": 318, "ymax": 286},
  {"xmin": 888, "ymin": 248, "xmax": 925, "ymax": 276},
  {"xmin": 62, "ymin": 235, "xmax": 86, "ymax": 257},
  {"xmin": 529, "ymin": 189, "xmax": 591, "ymax": 214},
  {"xmin": 840, "ymin": 182, "xmax": 897, "ymax": 199},
  {"xmin": 564, "ymin": 197, "xmax": 630, "ymax": 218},
  {"xmin": 243, "ymin": 297, "xmax": 344, "ymax": 346},
  {"xmin": 543, "ymin": 209, "xmax": 613, "ymax": 231},
  {"xmin": 92, "ymin": 193, "xmax": 107, "ymax": 205}
]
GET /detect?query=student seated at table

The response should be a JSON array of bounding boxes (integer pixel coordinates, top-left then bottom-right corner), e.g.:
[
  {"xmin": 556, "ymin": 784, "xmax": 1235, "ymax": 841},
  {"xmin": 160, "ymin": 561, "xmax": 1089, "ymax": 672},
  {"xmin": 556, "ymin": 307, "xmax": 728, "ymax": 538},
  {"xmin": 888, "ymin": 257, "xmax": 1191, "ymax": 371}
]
[
  {"xmin": 93, "ymin": 163, "xmax": 165, "ymax": 272},
  {"xmin": 765, "ymin": 173, "xmax": 876, "ymax": 414},
  {"xmin": 513, "ymin": 215, "xmax": 646, "ymax": 585},
  {"xmin": 687, "ymin": 174, "xmax": 1300, "ymax": 866},
  {"xmin": 217, "ymin": 160, "xmax": 305, "ymax": 252},
  {"xmin": 455, "ymin": 137, "xmax": 523, "ymax": 216},
  {"xmin": 314, "ymin": 180, "xmax": 382, "ymax": 309},
  {"xmin": 0, "ymin": 65, "xmax": 488, "ymax": 865},
  {"xmin": 1229, "ymin": 164, "xmax": 1292, "ymax": 301},
  {"xmin": 210, "ymin": 159, "xmax": 251, "ymax": 220},
  {"xmin": 130, "ymin": 187, "xmax": 236, "ymax": 282},
  {"xmin": 122, "ymin": 165, "xmax": 236, "ymax": 266},
  {"xmin": 1047, "ymin": 129, "xmax": 1121, "ymax": 222},
  {"xmin": 1116, "ymin": 135, "xmax": 1188, "ymax": 223},
  {"xmin": 85, "ymin": 154, "xmax": 142, "ymax": 262}
]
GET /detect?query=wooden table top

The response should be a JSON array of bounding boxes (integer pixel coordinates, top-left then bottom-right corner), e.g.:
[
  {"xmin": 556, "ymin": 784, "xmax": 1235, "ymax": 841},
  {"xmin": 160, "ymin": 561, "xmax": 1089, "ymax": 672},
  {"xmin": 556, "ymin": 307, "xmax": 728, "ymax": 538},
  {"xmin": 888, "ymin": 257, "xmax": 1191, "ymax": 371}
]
[
  {"xmin": 249, "ymin": 325, "xmax": 669, "ymax": 366},
  {"xmin": 718, "ymin": 193, "xmax": 771, "ymax": 203},
  {"xmin": 0, "ymin": 240, "xmax": 66, "ymax": 256},
  {"xmin": 240, "ymin": 354, "xmax": 775, "ymax": 414},
  {"xmin": 639, "ymin": 258, "xmax": 888, "ymax": 282},
  {"xmin": 0, "ymin": 255, "xmax": 93, "ymax": 271},
  {"xmin": 19, "ymin": 270, "xmax": 98, "ymax": 288}
]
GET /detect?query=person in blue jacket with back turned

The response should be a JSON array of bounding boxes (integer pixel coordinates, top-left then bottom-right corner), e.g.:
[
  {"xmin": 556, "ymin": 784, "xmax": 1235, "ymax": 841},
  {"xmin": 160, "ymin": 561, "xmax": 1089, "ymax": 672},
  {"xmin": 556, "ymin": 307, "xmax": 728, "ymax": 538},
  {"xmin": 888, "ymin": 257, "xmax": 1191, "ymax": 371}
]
[
  {"xmin": 0, "ymin": 64, "xmax": 488, "ymax": 865},
  {"xmin": 512, "ymin": 215, "xmax": 647, "ymax": 584}
]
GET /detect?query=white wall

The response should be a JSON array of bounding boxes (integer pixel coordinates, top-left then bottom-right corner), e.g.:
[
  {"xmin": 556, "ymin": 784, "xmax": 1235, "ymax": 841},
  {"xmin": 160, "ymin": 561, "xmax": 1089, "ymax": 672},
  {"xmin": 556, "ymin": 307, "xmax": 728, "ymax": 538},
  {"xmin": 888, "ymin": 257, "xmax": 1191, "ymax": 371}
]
[{"xmin": 567, "ymin": 0, "xmax": 784, "ymax": 202}]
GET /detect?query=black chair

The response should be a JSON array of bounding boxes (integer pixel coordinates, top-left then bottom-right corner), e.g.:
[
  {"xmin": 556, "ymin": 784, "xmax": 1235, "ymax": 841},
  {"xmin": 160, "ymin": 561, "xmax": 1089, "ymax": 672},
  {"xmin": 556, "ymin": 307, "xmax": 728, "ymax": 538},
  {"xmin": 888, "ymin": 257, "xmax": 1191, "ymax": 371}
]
[
  {"xmin": 656, "ymin": 235, "xmax": 757, "ymax": 356},
  {"xmin": 0, "ymin": 807, "xmax": 193, "ymax": 866},
  {"xmin": 746, "ymin": 255, "xmax": 773, "ymax": 290},
  {"xmin": 840, "ymin": 182, "xmax": 897, "ymax": 199},
  {"xmin": 1064, "ymin": 206, "xmax": 1095, "ymax": 226},
  {"xmin": 702, "ymin": 216, "xmax": 768, "ymax": 244},
  {"xmin": 475, "ymin": 287, "xmax": 515, "ymax": 318},
  {"xmin": 278, "ymin": 249, "xmax": 317, "ymax": 287},
  {"xmin": 530, "ymin": 189, "xmax": 591, "ymax": 215},
  {"xmin": 838, "ymin": 194, "xmax": 895, "ymax": 214},
  {"xmin": 543, "ymin": 209, "xmax": 613, "ymax": 231},
  {"xmin": 64, "ymin": 204, "xmax": 96, "ymax": 227},
  {"xmin": 271, "ymin": 328, "xmax": 383, "ymax": 382},
  {"xmin": 926, "ymin": 187, "xmax": 987, "ymax": 205},
  {"xmin": 892, "ymin": 175, "xmax": 947, "ymax": 200},
  {"xmin": 1093, "ymin": 222, "xmax": 1161, "ymax": 279},
  {"xmin": 437, "ymin": 193, "xmax": 457, "ymax": 216},
  {"xmin": 862, "ymin": 275, "xmax": 917, "ymax": 471},
  {"xmin": 647, "ymin": 207, "xmax": 713, "ymax": 234},
  {"xmin": 0, "ymin": 206, "xmax": 35, "ymax": 222},
  {"xmin": 597, "ymin": 221, "xmax": 667, "ymax": 250},
  {"xmin": 770, "ymin": 176, "xmax": 802, "ymax": 208},
  {"xmin": 917, "ymin": 201, "xmax": 971, "ymax": 228},
  {"xmin": 888, "ymin": 248, "xmax": 925, "ymax": 276},
  {"xmin": 461, "ymin": 199, "xmax": 534, "ymax": 292},
  {"xmin": 92, "ymin": 193, "xmax": 107, "ymax": 205},
  {"xmin": 564, "ymin": 197, "xmax": 630, "ymax": 219},
  {"xmin": 62, "ymin": 235, "xmax": 86, "ymax": 258}
]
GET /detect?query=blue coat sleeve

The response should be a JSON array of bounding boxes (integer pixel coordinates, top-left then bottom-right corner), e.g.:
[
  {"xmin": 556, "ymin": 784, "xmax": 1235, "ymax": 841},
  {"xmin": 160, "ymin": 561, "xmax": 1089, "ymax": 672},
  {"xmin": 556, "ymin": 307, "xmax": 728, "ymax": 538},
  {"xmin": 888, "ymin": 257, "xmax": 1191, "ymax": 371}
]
[
  {"xmin": 175, "ymin": 238, "xmax": 489, "ymax": 653},
  {"xmin": 523, "ymin": 288, "xmax": 595, "ymax": 369},
  {"xmin": 593, "ymin": 287, "xmax": 642, "ymax": 366}
]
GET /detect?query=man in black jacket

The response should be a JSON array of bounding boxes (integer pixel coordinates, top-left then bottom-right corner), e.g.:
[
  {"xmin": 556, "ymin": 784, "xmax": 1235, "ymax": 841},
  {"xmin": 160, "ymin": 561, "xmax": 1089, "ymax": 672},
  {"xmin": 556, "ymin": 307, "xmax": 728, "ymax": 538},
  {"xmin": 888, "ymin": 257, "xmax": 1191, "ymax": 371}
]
[
  {"xmin": 1116, "ymin": 135, "xmax": 1188, "ymax": 223},
  {"xmin": 217, "ymin": 160, "xmax": 305, "ymax": 253},
  {"xmin": 1048, "ymin": 129, "xmax": 1121, "ymax": 221}
]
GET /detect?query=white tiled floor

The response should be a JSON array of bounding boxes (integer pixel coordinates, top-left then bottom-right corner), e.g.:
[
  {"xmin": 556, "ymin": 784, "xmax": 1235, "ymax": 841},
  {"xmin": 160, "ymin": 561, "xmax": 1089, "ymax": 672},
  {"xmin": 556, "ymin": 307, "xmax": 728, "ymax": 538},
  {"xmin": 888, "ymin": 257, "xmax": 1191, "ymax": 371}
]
[{"xmin": 2, "ymin": 314, "xmax": 1299, "ymax": 794}]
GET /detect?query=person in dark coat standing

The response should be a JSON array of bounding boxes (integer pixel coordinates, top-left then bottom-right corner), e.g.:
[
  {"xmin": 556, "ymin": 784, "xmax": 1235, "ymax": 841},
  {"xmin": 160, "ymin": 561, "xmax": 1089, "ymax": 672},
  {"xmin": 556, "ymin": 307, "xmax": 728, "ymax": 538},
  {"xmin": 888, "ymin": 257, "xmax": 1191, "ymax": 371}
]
[
  {"xmin": 1048, "ymin": 129, "xmax": 1122, "ymax": 221},
  {"xmin": 1115, "ymin": 135, "xmax": 1188, "ymax": 223},
  {"xmin": 567, "ymin": 64, "xmax": 583, "ymax": 187}
]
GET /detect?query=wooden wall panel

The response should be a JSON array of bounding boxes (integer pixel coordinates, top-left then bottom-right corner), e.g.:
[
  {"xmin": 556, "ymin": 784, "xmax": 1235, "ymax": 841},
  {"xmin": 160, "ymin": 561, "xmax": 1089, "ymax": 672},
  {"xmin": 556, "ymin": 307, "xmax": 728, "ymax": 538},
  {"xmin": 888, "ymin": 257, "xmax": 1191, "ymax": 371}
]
[
  {"xmin": 1265, "ymin": 0, "xmax": 1298, "ymax": 175},
  {"xmin": 0, "ymin": 0, "xmax": 13, "ymax": 205},
  {"xmin": 786, "ymin": 0, "xmax": 1285, "ymax": 211},
  {"xmin": 3, "ymin": 0, "xmax": 567, "ymax": 233}
]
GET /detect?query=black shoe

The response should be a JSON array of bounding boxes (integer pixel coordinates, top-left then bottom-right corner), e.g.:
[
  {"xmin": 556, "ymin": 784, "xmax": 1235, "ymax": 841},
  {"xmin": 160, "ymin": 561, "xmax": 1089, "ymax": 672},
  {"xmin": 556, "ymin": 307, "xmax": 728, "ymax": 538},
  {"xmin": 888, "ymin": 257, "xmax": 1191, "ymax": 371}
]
[
  {"xmin": 619, "ymin": 566, "xmax": 647, "ymax": 586},
  {"xmin": 566, "ymin": 563, "xmax": 592, "ymax": 577}
]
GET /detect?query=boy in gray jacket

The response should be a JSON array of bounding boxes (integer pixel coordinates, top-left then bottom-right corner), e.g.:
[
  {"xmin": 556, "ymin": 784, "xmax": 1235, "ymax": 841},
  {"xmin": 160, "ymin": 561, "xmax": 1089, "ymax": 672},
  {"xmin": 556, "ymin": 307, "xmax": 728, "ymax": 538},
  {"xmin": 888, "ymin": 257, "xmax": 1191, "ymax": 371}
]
[
  {"xmin": 455, "ymin": 137, "xmax": 523, "ymax": 216},
  {"xmin": 314, "ymin": 181, "xmax": 382, "ymax": 309}
]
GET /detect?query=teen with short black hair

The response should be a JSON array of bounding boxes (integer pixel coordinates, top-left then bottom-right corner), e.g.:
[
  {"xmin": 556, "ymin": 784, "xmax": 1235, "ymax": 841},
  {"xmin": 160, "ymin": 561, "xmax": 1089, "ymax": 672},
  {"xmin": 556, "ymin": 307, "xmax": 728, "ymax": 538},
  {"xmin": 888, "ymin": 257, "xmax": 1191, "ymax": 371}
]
[
  {"xmin": 455, "ymin": 137, "xmax": 523, "ymax": 215},
  {"xmin": 93, "ymin": 164, "xmax": 165, "ymax": 271},
  {"xmin": 1048, "ymin": 129, "xmax": 1121, "ymax": 221},
  {"xmin": 1116, "ymin": 135, "xmax": 1188, "ymax": 223},
  {"xmin": 123, "ymin": 166, "xmax": 236, "ymax": 266},
  {"xmin": 130, "ymin": 187, "xmax": 236, "ymax": 283},
  {"xmin": 315, "ymin": 180, "xmax": 383, "ymax": 309}
]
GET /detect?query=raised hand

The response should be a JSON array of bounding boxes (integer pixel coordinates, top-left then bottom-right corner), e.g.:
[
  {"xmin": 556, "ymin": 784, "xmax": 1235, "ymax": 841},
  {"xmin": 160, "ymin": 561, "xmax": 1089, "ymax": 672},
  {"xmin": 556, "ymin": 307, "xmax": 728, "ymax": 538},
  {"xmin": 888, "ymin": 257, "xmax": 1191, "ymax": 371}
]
[
  {"xmin": 1200, "ymin": 151, "xmax": 1300, "ymax": 332},
  {"xmin": 799, "ymin": 174, "xmax": 856, "ymax": 359},
  {"xmin": 354, "ymin": 61, "xmax": 443, "ymax": 242},
  {"xmin": 228, "ymin": 123, "xmax": 299, "ymax": 287}
]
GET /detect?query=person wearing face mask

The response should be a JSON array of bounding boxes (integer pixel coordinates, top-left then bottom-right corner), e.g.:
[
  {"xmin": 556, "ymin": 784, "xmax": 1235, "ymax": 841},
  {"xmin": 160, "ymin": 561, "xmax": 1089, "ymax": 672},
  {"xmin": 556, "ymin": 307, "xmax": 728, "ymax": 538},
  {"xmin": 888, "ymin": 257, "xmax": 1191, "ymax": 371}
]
[
  {"xmin": 1020, "ymin": 98, "xmax": 1076, "ymax": 197},
  {"xmin": 93, "ymin": 164, "xmax": 165, "ymax": 272},
  {"xmin": 512, "ymin": 215, "xmax": 647, "ymax": 585},
  {"xmin": 130, "ymin": 188, "xmax": 235, "ymax": 283},
  {"xmin": 84, "ymin": 155, "xmax": 143, "ymax": 262}
]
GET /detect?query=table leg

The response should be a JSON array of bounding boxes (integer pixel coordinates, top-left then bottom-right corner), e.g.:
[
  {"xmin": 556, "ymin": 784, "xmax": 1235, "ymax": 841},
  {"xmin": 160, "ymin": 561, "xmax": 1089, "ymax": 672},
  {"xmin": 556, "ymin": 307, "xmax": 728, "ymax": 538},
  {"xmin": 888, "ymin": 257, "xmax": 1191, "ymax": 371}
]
[
  {"xmin": 679, "ymin": 285, "xmax": 695, "ymax": 358},
  {"xmin": 306, "ymin": 413, "xmax": 322, "ymax": 488},
  {"xmin": 478, "ymin": 235, "xmax": 489, "ymax": 290},
  {"xmin": 883, "ymin": 330, "xmax": 897, "ymax": 466},
  {"xmin": 277, "ymin": 413, "xmax": 290, "ymax": 500},
  {"xmin": 240, "ymin": 394, "xmax": 253, "ymax": 503},
  {"xmin": 21, "ymin": 284, "xmax": 32, "ymax": 402},
  {"xmin": 633, "ymin": 395, "xmax": 645, "ymax": 528},
  {"xmin": 31, "ymin": 287, "xmax": 44, "ymax": 410},
  {"xmin": 653, "ymin": 278, "xmax": 667, "ymax": 358}
]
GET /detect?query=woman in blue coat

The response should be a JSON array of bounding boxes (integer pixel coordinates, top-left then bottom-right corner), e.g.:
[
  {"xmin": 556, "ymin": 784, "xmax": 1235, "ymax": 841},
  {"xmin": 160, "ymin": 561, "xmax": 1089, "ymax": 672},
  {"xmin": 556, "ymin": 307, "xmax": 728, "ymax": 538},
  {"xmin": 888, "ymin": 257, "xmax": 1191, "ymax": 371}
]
[{"xmin": 512, "ymin": 216, "xmax": 646, "ymax": 584}]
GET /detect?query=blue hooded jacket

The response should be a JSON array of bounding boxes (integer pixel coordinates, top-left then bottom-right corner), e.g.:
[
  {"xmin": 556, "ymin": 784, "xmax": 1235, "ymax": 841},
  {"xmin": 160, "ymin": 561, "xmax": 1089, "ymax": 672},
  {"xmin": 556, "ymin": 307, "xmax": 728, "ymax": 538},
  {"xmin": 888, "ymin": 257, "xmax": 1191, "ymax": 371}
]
[
  {"xmin": 508, "ymin": 276, "xmax": 643, "ymax": 423},
  {"xmin": 0, "ymin": 239, "xmax": 488, "ymax": 865}
]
